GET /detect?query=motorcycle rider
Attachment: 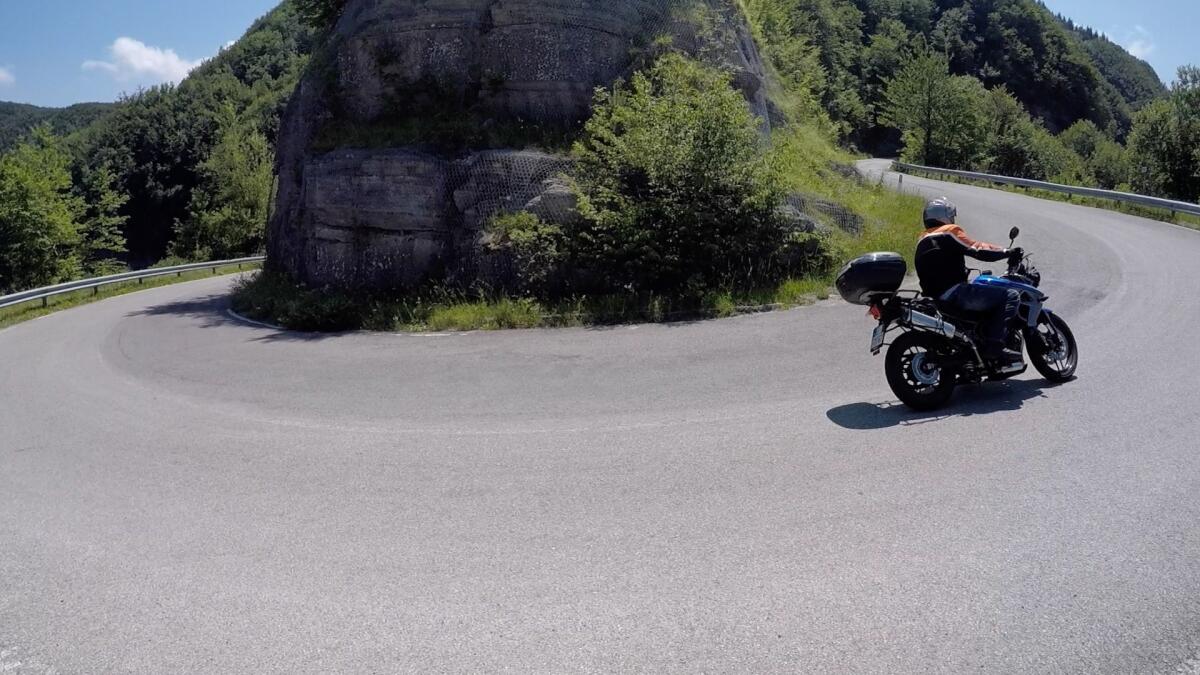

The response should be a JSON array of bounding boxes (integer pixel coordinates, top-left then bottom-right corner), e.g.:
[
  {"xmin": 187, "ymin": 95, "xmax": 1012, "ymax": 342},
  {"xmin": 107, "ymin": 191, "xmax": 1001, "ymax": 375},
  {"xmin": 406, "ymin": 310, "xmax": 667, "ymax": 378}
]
[{"xmin": 916, "ymin": 197, "xmax": 1024, "ymax": 367}]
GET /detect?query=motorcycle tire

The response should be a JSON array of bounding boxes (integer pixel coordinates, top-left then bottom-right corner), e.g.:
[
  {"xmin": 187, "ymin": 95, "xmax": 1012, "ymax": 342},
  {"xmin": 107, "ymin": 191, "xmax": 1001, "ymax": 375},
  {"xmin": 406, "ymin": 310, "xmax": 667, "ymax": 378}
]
[
  {"xmin": 885, "ymin": 331, "xmax": 958, "ymax": 411},
  {"xmin": 1026, "ymin": 313, "xmax": 1078, "ymax": 382}
]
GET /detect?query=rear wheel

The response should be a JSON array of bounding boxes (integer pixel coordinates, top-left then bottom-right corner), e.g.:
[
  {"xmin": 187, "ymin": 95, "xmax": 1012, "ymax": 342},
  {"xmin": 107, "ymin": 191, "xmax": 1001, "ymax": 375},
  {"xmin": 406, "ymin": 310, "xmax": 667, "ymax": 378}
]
[
  {"xmin": 1026, "ymin": 313, "xmax": 1078, "ymax": 382},
  {"xmin": 885, "ymin": 331, "xmax": 958, "ymax": 411}
]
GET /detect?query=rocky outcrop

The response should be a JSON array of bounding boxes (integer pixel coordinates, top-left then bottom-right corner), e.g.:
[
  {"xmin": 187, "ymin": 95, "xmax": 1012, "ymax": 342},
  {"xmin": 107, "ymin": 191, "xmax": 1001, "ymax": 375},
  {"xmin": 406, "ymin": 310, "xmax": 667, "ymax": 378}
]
[
  {"xmin": 268, "ymin": 0, "xmax": 776, "ymax": 290},
  {"xmin": 285, "ymin": 148, "xmax": 570, "ymax": 288}
]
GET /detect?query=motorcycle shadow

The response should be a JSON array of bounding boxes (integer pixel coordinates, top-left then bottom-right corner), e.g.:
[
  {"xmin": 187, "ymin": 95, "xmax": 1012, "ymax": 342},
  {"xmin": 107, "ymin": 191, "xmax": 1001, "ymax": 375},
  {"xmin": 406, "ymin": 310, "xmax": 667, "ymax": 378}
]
[{"xmin": 826, "ymin": 378, "xmax": 1058, "ymax": 430}]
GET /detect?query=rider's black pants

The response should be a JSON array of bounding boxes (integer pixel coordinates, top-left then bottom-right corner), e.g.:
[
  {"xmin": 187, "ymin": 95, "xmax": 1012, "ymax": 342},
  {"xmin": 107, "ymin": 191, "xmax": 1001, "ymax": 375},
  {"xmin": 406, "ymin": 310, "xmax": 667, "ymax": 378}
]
[{"xmin": 940, "ymin": 284, "xmax": 1021, "ymax": 356}]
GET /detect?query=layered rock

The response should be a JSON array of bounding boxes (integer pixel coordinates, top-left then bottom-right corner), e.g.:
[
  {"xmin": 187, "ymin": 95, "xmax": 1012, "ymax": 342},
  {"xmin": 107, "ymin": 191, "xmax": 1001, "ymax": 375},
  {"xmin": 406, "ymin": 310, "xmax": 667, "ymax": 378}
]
[{"xmin": 268, "ymin": 0, "xmax": 775, "ymax": 290}]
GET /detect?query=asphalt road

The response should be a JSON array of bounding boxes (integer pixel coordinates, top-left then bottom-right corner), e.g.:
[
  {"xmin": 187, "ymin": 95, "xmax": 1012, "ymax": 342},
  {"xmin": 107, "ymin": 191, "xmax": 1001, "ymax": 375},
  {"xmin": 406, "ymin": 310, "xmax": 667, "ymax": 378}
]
[{"xmin": 3, "ymin": 160, "xmax": 1200, "ymax": 673}]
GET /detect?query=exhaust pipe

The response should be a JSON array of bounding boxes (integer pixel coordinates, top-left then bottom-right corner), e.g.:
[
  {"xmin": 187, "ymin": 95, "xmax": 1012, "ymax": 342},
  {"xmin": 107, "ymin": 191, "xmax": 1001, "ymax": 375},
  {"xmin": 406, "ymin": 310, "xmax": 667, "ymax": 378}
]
[{"xmin": 906, "ymin": 309, "xmax": 957, "ymax": 339}]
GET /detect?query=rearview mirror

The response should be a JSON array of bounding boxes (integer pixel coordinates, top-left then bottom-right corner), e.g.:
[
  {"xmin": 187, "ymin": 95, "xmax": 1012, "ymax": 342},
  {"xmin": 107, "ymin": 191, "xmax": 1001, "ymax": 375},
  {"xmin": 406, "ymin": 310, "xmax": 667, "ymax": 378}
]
[{"xmin": 1009, "ymin": 227, "xmax": 1021, "ymax": 241}]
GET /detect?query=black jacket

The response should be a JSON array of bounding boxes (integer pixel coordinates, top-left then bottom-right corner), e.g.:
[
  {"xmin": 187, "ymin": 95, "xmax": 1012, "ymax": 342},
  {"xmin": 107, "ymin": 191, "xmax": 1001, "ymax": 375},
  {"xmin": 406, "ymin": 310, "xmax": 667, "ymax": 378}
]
[{"xmin": 915, "ymin": 224, "xmax": 1010, "ymax": 299}]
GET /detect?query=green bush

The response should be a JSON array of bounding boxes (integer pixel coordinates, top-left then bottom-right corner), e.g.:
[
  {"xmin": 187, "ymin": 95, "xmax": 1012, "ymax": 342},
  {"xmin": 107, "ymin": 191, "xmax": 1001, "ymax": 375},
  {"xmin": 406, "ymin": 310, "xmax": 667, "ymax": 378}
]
[
  {"xmin": 568, "ymin": 54, "xmax": 787, "ymax": 296},
  {"xmin": 481, "ymin": 211, "xmax": 565, "ymax": 296}
]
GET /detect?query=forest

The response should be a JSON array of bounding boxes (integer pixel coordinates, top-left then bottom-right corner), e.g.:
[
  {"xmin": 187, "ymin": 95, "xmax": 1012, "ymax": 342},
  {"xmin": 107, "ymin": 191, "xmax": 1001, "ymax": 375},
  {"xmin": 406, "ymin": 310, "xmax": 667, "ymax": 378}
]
[
  {"xmin": 0, "ymin": 0, "xmax": 1196, "ymax": 295},
  {"xmin": 0, "ymin": 102, "xmax": 114, "ymax": 153}
]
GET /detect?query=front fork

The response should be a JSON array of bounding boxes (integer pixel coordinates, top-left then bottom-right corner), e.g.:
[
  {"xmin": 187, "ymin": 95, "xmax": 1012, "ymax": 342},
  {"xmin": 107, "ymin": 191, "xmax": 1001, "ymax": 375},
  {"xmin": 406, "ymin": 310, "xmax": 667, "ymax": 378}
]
[{"xmin": 1024, "ymin": 309, "xmax": 1059, "ymax": 355}]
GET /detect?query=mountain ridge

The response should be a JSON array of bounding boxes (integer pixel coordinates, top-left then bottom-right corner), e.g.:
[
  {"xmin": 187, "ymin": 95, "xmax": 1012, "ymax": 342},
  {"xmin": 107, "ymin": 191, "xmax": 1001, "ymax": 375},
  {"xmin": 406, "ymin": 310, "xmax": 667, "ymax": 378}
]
[{"xmin": 0, "ymin": 101, "xmax": 115, "ymax": 152}]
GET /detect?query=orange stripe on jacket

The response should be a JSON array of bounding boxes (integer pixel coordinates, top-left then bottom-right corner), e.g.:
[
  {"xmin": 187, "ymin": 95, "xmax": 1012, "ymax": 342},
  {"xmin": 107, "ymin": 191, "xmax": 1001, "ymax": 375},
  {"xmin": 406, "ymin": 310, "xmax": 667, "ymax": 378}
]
[{"xmin": 921, "ymin": 224, "xmax": 1005, "ymax": 254}]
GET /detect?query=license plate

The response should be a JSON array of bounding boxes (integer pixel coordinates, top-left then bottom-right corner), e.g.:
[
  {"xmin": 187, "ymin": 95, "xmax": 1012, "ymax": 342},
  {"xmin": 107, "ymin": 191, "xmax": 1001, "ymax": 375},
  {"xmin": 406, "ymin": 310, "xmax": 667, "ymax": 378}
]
[{"xmin": 870, "ymin": 325, "xmax": 885, "ymax": 354}]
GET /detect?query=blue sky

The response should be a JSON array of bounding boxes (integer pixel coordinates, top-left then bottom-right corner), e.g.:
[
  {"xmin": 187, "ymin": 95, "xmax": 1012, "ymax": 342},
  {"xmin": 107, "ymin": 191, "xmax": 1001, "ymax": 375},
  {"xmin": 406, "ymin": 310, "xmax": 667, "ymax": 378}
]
[
  {"xmin": 1042, "ymin": 0, "xmax": 1196, "ymax": 84},
  {"xmin": 0, "ymin": 0, "xmax": 1193, "ymax": 107},
  {"xmin": 0, "ymin": 0, "xmax": 278, "ymax": 107}
]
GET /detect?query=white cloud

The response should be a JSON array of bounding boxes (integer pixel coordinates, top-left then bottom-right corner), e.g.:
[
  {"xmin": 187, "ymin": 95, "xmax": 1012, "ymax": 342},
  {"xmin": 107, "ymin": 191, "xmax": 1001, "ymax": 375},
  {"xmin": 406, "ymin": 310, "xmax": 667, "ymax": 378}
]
[
  {"xmin": 1124, "ymin": 25, "xmax": 1157, "ymax": 61},
  {"xmin": 1127, "ymin": 40, "xmax": 1155, "ymax": 60},
  {"xmin": 0, "ymin": 66, "xmax": 14, "ymax": 87},
  {"xmin": 82, "ymin": 37, "xmax": 202, "ymax": 84}
]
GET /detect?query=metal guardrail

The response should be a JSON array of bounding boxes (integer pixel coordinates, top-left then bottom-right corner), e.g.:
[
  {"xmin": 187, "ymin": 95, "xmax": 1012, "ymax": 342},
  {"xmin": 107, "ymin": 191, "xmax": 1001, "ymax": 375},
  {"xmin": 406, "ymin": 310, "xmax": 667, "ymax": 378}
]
[
  {"xmin": 894, "ymin": 162, "xmax": 1200, "ymax": 218},
  {"xmin": 0, "ymin": 256, "xmax": 265, "ymax": 311}
]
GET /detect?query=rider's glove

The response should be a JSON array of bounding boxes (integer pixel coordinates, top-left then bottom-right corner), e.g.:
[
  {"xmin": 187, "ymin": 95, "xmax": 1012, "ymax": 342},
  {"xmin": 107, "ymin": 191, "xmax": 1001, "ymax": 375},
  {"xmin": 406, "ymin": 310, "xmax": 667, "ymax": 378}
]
[{"xmin": 1007, "ymin": 247, "xmax": 1025, "ymax": 265}]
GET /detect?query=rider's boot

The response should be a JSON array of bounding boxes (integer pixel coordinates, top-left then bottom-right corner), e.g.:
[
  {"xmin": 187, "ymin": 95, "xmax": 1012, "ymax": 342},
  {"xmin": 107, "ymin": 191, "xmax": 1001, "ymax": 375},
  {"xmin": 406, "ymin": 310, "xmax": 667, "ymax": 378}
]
[
  {"xmin": 1006, "ymin": 330, "xmax": 1025, "ymax": 358},
  {"xmin": 984, "ymin": 338, "xmax": 1024, "ymax": 372}
]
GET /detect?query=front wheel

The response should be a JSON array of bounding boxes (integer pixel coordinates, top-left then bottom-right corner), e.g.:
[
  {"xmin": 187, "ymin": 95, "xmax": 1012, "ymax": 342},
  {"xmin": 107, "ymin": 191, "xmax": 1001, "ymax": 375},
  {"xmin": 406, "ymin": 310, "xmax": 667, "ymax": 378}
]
[
  {"xmin": 1026, "ymin": 313, "xmax": 1078, "ymax": 382},
  {"xmin": 885, "ymin": 331, "xmax": 958, "ymax": 411}
]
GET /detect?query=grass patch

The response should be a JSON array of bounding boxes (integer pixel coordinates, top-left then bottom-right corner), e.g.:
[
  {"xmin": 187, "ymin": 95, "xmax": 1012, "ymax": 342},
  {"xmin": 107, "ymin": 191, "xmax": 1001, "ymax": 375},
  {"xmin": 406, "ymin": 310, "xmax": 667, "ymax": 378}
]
[
  {"xmin": 0, "ymin": 263, "xmax": 261, "ymax": 331},
  {"xmin": 773, "ymin": 128, "xmax": 925, "ymax": 265},
  {"xmin": 426, "ymin": 298, "xmax": 544, "ymax": 331},
  {"xmin": 899, "ymin": 166, "xmax": 1200, "ymax": 231},
  {"xmin": 231, "ymin": 269, "xmax": 852, "ymax": 333}
]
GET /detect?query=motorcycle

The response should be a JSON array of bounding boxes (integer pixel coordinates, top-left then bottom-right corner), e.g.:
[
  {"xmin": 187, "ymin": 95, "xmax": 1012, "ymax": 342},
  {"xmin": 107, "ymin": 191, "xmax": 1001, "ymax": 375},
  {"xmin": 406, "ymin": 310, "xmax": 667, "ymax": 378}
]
[{"xmin": 836, "ymin": 227, "xmax": 1078, "ymax": 411}]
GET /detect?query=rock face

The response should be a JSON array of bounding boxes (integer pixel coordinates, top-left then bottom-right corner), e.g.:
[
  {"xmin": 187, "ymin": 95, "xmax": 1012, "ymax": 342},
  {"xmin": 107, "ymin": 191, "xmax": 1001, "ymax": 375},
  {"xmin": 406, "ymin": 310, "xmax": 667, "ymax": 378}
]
[{"xmin": 268, "ymin": 0, "xmax": 775, "ymax": 290}]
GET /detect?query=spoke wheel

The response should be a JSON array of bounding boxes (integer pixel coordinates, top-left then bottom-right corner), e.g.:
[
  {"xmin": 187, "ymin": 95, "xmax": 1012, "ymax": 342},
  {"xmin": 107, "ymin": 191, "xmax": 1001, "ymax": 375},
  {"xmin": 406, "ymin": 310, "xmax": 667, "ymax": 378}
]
[
  {"xmin": 885, "ymin": 331, "xmax": 958, "ymax": 411},
  {"xmin": 1026, "ymin": 313, "xmax": 1078, "ymax": 382}
]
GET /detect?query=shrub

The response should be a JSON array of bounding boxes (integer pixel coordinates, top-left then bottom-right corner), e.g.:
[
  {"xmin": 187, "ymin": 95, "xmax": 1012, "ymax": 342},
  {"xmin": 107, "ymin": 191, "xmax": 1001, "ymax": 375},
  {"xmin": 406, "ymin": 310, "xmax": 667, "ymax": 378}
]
[
  {"xmin": 568, "ymin": 54, "xmax": 787, "ymax": 296},
  {"xmin": 481, "ymin": 211, "xmax": 565, "ymax": 296}
]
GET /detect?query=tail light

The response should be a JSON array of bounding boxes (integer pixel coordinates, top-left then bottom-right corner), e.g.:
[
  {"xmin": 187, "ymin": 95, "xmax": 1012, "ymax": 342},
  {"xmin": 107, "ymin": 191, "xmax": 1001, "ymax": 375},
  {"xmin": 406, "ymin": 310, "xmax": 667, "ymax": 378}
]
[{"xmin": 868, "ymin": 304, "xmax": 882, "ymax": 320}]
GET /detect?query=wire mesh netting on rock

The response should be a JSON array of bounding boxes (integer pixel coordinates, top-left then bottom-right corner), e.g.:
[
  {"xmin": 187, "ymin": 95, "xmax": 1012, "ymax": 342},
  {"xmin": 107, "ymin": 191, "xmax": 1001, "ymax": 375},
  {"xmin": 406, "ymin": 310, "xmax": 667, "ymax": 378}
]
[{"xmin": 783, "ymin": 194, "xmax": 865, "ymax": 235}]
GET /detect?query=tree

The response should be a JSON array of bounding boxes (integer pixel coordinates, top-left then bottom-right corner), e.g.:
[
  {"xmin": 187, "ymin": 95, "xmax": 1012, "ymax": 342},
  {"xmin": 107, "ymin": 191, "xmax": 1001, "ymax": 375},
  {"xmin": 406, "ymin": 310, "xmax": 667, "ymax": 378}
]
[
  {"xmin": 797, "ymin": 0, "xmax": 869, "ymax": 134},
  {"xmin": 294, "ymin": 0, "xmax": 347, "ymax": 30},
  {"xmin": 743, "ymin": 0, "xmax": 827, "ymax": 122},
  {"xmin": 979, "ymin": 87, "xmax": 1042, "ymax": 178},
  {"xmin": 1058, "ymin": 119, "xmax": 1105, "ymax": 159},
  {"xmin": 859, "ymin": 18, "xmax": 913, "ymax": 124},
  {"xmin": 1059, "ymin": 120, "xmax": 1130, "ymax": 189},
  {"xmin": 1127, "ymin": 66, "xmax": 1200, "ymax": 201},
  {"xmin": 1088, "ymin": 139, "xmax": 1132, "ymax": 190},
  {"xmin": 173, "ymin": 106, "xmax": 274, "ymax": 260},
  {"xmin": 854, "ymin": 0, "xmax": 933, "ymax": 36},
  {"xmin": 930, "ymin": 5, "xmax": 975, "ymax": 72},
  {"xmin": 977, "ymin": 87, "xmax": 1083, "ymax": 182},
  {"xmin": 1065, "ymin": 21, "xmax": 1166, "ymax": 112},
  {"xmin": 883, "ymin": 47, "xmax": 986, "ymax": 168},
  {"xmin": 0, "ymin": 102, "xmax": 113, "ymax": 154},
  {"xmin": 0, "ymin": 127, "xmax": 82, "ymax": 292},
  {"xmin": 74, "ymin": 0, "xmax": 316, "ymax": 266},
  {"xmin": 76, "ymin": 165, "xmax": 129, "ymax": 276}
]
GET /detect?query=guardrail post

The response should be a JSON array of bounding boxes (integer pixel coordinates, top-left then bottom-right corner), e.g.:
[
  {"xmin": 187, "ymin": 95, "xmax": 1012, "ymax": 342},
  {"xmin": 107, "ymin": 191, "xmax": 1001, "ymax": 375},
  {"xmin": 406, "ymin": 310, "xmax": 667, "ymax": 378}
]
[{"xmin": 42, "ymin": 297, "xmax": 48, "ymax": 308}]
